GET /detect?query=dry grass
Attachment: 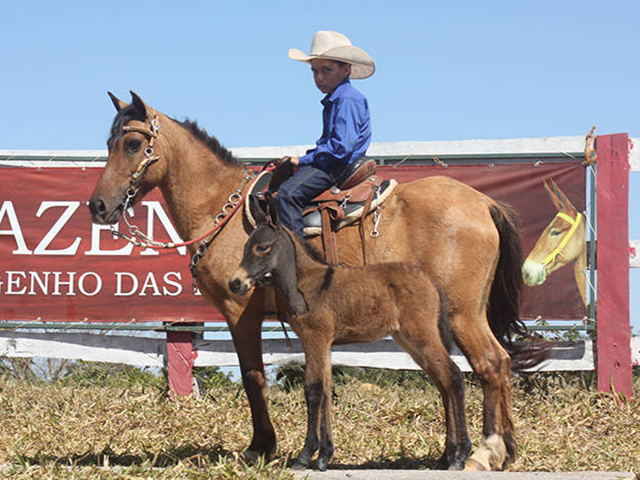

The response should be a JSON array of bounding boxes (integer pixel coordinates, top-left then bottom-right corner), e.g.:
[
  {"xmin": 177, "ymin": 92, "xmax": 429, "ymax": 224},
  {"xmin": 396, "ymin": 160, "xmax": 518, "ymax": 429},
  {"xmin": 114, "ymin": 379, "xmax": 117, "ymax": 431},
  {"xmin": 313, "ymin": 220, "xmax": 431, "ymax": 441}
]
[{"xmin": 0, "ymin": 369, "xmax": 638, "ymax": 478}]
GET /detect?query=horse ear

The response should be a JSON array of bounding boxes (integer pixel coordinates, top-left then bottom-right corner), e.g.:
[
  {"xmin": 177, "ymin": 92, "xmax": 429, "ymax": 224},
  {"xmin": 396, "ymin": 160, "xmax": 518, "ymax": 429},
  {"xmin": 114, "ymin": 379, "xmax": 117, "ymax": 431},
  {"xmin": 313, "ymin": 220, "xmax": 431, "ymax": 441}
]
[
  {"xmin": 130, "ymin": 91, "xmax": 148, "ymax": 118},
  {"xmin": 108, "ymin": 91, "xmax": 128, "ymax": 112},
  {"xmin": 549, "ymin": 179, "xmax": 577, "ymax": 215},
  {"xmin": 543, "ymin": 179, "xmax": 565, "ymax": 213},
  {"xmin": 264, "ymin": 192, "xmax": 280, "ymax": 226}
]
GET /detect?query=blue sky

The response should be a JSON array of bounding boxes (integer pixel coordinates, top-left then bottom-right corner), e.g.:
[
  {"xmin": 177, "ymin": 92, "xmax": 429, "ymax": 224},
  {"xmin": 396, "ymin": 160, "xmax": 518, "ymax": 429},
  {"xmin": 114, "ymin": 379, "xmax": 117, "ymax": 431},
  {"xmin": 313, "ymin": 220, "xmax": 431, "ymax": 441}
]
[{"xmin": 1, "ymin": 0, "xmax": 638, "ymax": 332}]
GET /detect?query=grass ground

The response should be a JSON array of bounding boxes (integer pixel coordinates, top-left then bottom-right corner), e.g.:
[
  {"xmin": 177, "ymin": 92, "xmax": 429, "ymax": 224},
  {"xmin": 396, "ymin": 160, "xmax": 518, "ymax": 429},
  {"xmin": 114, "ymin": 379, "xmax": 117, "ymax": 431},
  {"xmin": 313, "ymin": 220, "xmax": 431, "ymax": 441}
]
[{"xmin": 0, "ymin": 366, "xmax": 638, "ymax": 479}]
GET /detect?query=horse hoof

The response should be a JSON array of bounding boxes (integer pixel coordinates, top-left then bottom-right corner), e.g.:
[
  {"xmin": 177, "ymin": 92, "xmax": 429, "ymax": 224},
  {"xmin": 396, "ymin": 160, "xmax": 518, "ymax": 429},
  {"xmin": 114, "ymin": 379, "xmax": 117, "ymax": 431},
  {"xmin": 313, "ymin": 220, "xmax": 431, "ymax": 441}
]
[
  {"xmin": 463, "ymin": 459, "xmax": 488, "ymax": 471},
  {"xmin": 447, "ymin": 458, "xmax": 466, "ymax": 471}
]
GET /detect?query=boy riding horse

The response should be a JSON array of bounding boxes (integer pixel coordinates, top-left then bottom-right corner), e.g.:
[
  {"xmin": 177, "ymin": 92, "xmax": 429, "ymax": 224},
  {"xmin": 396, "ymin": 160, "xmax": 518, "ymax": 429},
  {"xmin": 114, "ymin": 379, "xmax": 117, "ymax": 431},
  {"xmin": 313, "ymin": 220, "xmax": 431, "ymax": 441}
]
[{"xmin": 277, "ymin": 30, "xmax": 375, "ymax": 238}]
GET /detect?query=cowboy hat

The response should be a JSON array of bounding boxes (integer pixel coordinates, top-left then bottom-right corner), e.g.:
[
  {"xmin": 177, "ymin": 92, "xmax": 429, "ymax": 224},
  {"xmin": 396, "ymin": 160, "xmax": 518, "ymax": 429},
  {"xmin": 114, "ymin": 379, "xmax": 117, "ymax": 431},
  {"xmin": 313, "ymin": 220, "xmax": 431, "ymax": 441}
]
[{"xmin": 289, "ymin": 30, "xmax": 375, "ymax": 79}]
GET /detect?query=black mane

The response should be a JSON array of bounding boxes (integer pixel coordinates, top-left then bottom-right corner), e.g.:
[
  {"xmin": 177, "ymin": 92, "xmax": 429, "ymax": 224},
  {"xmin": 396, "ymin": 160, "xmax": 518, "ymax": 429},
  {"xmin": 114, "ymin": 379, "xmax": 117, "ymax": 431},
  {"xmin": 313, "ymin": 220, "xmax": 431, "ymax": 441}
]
[
  {"xmin": 107, "ymin": 107, "xmax": 244, "ymax": 168},
  {"xmin": 177, "ymin": 119, "xmax": 244, "ymax": 168}
]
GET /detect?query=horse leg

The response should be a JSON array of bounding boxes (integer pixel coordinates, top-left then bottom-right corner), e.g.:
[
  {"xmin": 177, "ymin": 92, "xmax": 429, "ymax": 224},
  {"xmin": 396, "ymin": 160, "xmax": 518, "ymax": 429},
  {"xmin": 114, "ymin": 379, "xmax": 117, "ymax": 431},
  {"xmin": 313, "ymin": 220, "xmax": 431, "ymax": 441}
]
[
  {"xmin": 293, "ymin": 333, "xmax": 333, "ymax": 471},
  {"xmin": 452, "ymin": 314, "xmax": 514, "ymax": 471},
  {"xmin": 229, "ymin": 293, "xmax": 276, "ymax": 462},
  {"xmin": 392, "ymin": 332, "xmax": 471, "ymax": 470}
]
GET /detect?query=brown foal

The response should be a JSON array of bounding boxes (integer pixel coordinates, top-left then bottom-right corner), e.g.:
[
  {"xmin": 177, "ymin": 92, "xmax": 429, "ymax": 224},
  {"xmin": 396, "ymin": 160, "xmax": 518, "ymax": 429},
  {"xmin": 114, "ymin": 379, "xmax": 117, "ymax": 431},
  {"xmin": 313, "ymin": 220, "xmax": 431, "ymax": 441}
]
[{"xmin": 229, "ymin": 197, "xmax": 471, "ymax": 471}]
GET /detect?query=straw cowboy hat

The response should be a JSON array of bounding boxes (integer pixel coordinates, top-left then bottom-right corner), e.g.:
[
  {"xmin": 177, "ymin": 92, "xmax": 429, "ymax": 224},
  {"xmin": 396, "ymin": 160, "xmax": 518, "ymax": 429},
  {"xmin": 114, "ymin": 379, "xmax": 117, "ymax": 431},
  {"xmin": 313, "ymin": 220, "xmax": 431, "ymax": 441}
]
[{"xmin": 289, "ymin": 30, "xmax": 375, "ymax": 79}]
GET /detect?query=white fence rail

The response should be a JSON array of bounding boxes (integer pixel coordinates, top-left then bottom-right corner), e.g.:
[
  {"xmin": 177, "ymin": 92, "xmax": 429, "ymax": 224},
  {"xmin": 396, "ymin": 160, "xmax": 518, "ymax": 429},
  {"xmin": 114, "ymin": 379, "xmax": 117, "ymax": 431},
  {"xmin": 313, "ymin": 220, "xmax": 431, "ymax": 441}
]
[{"xmin": 3, "ymin": 330, "xmax": 629, "ymax": 372}]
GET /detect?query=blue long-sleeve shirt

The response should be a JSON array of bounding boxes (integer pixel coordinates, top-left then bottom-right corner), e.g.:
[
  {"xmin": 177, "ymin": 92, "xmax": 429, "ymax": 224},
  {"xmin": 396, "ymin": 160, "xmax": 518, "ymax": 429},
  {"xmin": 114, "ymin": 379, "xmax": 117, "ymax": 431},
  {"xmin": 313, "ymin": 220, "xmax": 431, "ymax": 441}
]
[{"xmin": 298, "ymin": 79, "xmax": 371, "ymax": 171}]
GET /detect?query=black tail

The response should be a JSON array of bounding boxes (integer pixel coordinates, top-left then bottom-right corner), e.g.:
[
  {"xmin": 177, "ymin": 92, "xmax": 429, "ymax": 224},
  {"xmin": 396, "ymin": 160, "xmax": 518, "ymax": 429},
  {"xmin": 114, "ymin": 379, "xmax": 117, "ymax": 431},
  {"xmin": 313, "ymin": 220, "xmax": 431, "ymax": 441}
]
[{"xmin": 488, "ymin": 203, "xmax": 550, "ymax": 370}]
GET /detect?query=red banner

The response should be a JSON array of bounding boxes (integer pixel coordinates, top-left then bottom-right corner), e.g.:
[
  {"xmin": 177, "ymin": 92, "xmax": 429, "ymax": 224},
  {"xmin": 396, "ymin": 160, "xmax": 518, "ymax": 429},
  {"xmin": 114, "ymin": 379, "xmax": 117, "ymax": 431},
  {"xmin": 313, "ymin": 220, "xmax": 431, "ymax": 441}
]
[
  {"xmin": 0, "ymin": 167, "xmax": 220, "ymax": 322},
  {"xmin": 1, "ymin": 161, "xmax": 586, "ymax": 322}
]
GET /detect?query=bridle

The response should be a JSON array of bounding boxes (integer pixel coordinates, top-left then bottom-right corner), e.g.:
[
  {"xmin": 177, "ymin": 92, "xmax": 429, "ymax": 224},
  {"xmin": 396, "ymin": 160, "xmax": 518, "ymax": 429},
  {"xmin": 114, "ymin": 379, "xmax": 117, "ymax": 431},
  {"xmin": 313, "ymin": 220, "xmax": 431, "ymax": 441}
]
[
  {"xmin": 542, "ymin": 211, "xmax": 583, "ymax": 269},
  {"xmin": 109, "ymin": 113, "xmax": 256, "ymax": 287},
  {"xmin": 110, "ymin": 115, "xmax": 162, "ymax": 245}
]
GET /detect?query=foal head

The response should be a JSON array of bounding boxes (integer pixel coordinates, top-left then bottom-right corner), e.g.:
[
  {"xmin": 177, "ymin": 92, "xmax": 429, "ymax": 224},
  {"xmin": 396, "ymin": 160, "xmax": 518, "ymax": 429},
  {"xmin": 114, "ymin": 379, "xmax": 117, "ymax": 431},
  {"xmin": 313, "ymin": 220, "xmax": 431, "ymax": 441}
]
[{"xmin": 229, "ymin": 196, "xmax": 309, "ymax": 316}]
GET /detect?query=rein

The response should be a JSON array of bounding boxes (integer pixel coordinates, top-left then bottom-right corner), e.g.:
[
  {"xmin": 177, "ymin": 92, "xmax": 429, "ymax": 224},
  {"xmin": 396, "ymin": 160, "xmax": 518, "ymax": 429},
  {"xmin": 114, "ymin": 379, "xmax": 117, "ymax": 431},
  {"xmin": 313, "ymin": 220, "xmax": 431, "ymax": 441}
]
[
  {"xmin": 542, "ymin": 211, "xmax": 583, "ymax": 268},
  {"xmin": 109, "ymin": 114, "xmax": 257, "ymax": 286}
]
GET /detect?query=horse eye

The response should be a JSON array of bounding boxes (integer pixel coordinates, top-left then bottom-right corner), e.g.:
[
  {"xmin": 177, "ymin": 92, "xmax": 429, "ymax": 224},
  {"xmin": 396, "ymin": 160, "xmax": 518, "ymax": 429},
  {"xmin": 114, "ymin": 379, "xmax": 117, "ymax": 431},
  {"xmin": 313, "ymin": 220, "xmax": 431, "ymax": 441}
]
[
  {"xmin": 550, "ymin": 229, "xmax": 562, "ymax": 237},
  {"xmin": 125, "ymin": 138, "xmax": 142, "ymax": 153},
  {"xmin": 254, "ymin": 244, "xmax": 271, "ymax": 255}
]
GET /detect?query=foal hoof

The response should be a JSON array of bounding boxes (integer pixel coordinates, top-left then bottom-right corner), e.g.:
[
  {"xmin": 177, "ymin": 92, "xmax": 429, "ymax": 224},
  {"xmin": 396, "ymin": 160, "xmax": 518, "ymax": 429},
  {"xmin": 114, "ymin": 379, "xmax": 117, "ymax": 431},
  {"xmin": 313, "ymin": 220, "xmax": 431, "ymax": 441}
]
[
  {"xmin": 316, "ymin": 456, "xmax": 329, "ymax": 472},
  {"xmin": 242, "ymin": 449, "xmax": 259, "ymax": 464},
  {"xmin": 292, "ymin": 460, "xmax": 308, "ymax": 471},
  {"xmin": 242, "ymin": 449, "xmax": 269, "ymax": 465}
]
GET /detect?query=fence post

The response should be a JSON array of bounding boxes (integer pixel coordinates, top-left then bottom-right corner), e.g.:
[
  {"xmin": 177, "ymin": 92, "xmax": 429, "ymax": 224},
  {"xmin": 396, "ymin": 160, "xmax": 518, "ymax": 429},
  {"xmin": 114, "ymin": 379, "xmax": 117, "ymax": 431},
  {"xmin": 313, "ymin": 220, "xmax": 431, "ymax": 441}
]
[
  {"xmin": 595, "ymin": 133, "xmax": 633, "ymax": 397},
  {"xmin": 165, "ymin": 327, "xmax": 197, "ymax": 397}
]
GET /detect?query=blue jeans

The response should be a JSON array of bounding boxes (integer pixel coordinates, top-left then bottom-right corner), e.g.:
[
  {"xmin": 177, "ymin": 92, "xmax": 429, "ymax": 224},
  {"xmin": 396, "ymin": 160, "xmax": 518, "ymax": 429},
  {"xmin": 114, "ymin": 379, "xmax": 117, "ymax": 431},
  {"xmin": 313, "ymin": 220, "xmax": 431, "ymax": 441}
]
[{"xmin": 276, "ymin": 164, "xmax": 342, "ymax": 238}]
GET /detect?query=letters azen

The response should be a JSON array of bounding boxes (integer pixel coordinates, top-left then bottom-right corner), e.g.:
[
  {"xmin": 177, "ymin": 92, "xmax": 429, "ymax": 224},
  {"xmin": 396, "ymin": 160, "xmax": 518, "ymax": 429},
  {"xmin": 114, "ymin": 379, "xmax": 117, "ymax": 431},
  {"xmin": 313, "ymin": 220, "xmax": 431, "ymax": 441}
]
[{"xmin": 0, "ymin": 167, "xmax": 221, "ymax": 322}]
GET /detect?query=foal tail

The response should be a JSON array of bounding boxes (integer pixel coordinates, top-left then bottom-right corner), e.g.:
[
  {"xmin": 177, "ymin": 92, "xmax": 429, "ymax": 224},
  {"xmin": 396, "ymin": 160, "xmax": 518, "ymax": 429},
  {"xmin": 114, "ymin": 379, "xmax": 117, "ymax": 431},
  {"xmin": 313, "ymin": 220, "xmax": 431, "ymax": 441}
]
[{"xmin": 488, "ymin": 202, "xmax": 550, "ymax": 370}]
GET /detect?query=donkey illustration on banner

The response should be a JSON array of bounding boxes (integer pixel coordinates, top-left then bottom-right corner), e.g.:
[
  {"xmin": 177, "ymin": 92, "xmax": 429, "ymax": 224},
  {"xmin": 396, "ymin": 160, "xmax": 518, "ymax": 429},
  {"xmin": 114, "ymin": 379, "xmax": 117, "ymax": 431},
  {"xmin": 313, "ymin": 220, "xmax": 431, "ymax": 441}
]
[
  {"xmin": 88, "ymin": 91, "xmax": 547, "ymax": 471},
  {"xmin": 230, "ymin": 195, "xmax": 471, "ymax": 471},
  {"xmin": 522, "ymin": 179, "xmax": 587, "ymax": 306}
]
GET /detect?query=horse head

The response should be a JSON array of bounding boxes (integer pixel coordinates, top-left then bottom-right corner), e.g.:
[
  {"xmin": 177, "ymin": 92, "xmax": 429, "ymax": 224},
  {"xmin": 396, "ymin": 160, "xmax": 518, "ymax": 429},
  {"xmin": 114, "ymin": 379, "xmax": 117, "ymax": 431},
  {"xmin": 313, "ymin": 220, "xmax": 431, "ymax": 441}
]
[
  {"xmin": 522, "ymin": 179, "xmax": 586, "ymax": 287},
  {"xmin": 229, "ymin": 195, "xmax": 309, "ymax": 316},
  {"xmin": 89, "ymin": 91, "xmax": 169, "ymax": 225}
]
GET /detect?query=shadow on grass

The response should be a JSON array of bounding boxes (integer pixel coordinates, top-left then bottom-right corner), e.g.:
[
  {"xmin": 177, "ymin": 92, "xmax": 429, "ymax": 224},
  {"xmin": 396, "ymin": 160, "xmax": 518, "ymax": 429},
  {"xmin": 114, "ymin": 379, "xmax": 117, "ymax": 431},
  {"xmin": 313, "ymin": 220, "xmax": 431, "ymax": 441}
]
[
  {"xmin": 17, "ymin": 444, "xmax": 233, "ymax": 468},
  {"xmin": 289, "ymin": 454, "xmax": 439, "ymax": 471}
]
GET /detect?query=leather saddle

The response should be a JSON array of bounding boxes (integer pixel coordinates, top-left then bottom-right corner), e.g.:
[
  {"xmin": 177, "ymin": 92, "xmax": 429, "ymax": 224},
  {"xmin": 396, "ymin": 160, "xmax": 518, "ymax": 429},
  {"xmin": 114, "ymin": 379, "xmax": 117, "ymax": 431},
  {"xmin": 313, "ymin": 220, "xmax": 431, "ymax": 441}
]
[{"xmin": 246, "ymin": 157, "xmax": 397, "ymax": 265}]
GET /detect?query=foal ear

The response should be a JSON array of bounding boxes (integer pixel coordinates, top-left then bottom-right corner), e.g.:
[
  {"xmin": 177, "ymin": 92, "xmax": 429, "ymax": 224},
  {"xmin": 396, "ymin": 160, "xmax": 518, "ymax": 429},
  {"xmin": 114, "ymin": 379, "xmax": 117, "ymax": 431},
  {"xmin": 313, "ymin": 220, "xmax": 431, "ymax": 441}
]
[
  {"xmin": 130, "ymin": 91, "xmax": 148, "ymax": 118},
  {"xmin": 264, "ymin": 192, "xmax": 280, "ymax": 226},
  {"xmin": 250, "ymin": 194, "xmax": 269, "ymax": 226},
  {"xmin": 108, "ymin": 91, "xmax": 128, "ymax": 112}
]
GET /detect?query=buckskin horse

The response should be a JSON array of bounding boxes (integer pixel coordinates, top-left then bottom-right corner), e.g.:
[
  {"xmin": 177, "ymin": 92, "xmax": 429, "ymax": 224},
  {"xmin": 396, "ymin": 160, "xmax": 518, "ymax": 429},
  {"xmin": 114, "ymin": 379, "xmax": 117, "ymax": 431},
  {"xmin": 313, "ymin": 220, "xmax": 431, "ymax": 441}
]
[
  {"xmin": 230, "ymin": 195, "xmax": 470, "ymax": 471},
  {"xmin": 88, "ymin": 91, "xmax": 545, "ymax": 471}
]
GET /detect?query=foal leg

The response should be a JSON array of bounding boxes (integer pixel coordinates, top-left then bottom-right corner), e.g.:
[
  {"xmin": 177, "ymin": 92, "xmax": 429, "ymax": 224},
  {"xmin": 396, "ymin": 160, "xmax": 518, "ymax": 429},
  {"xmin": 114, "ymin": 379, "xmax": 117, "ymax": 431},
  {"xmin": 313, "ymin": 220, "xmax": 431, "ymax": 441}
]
[
  {"xmin": 451, "ymin": 311, "xmax": 514, "ymax": 471},
  {"xmin": 293, "ymin": 335, "xmax": 334, "ymax": 471}
]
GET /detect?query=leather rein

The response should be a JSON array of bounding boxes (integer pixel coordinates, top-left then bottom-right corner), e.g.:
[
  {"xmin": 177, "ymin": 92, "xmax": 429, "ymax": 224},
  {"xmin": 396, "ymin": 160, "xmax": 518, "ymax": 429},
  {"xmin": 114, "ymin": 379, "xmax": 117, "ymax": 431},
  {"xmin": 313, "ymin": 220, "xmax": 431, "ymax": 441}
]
[{"xmin": 109, "ymin": 114, "xmax": 256, "ymax": 286}]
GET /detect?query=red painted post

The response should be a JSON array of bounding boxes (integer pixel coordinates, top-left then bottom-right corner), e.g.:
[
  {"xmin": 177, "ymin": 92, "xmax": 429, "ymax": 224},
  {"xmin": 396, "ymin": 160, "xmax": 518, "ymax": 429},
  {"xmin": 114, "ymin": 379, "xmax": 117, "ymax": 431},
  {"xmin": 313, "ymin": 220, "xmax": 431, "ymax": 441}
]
[
  {"xmin": 166, "ymin": 329, "xmax": 197, "ymax": 397},
  {"xmin": 596, "ymin": 133, "xmax": 633, "ymax": 397}
]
